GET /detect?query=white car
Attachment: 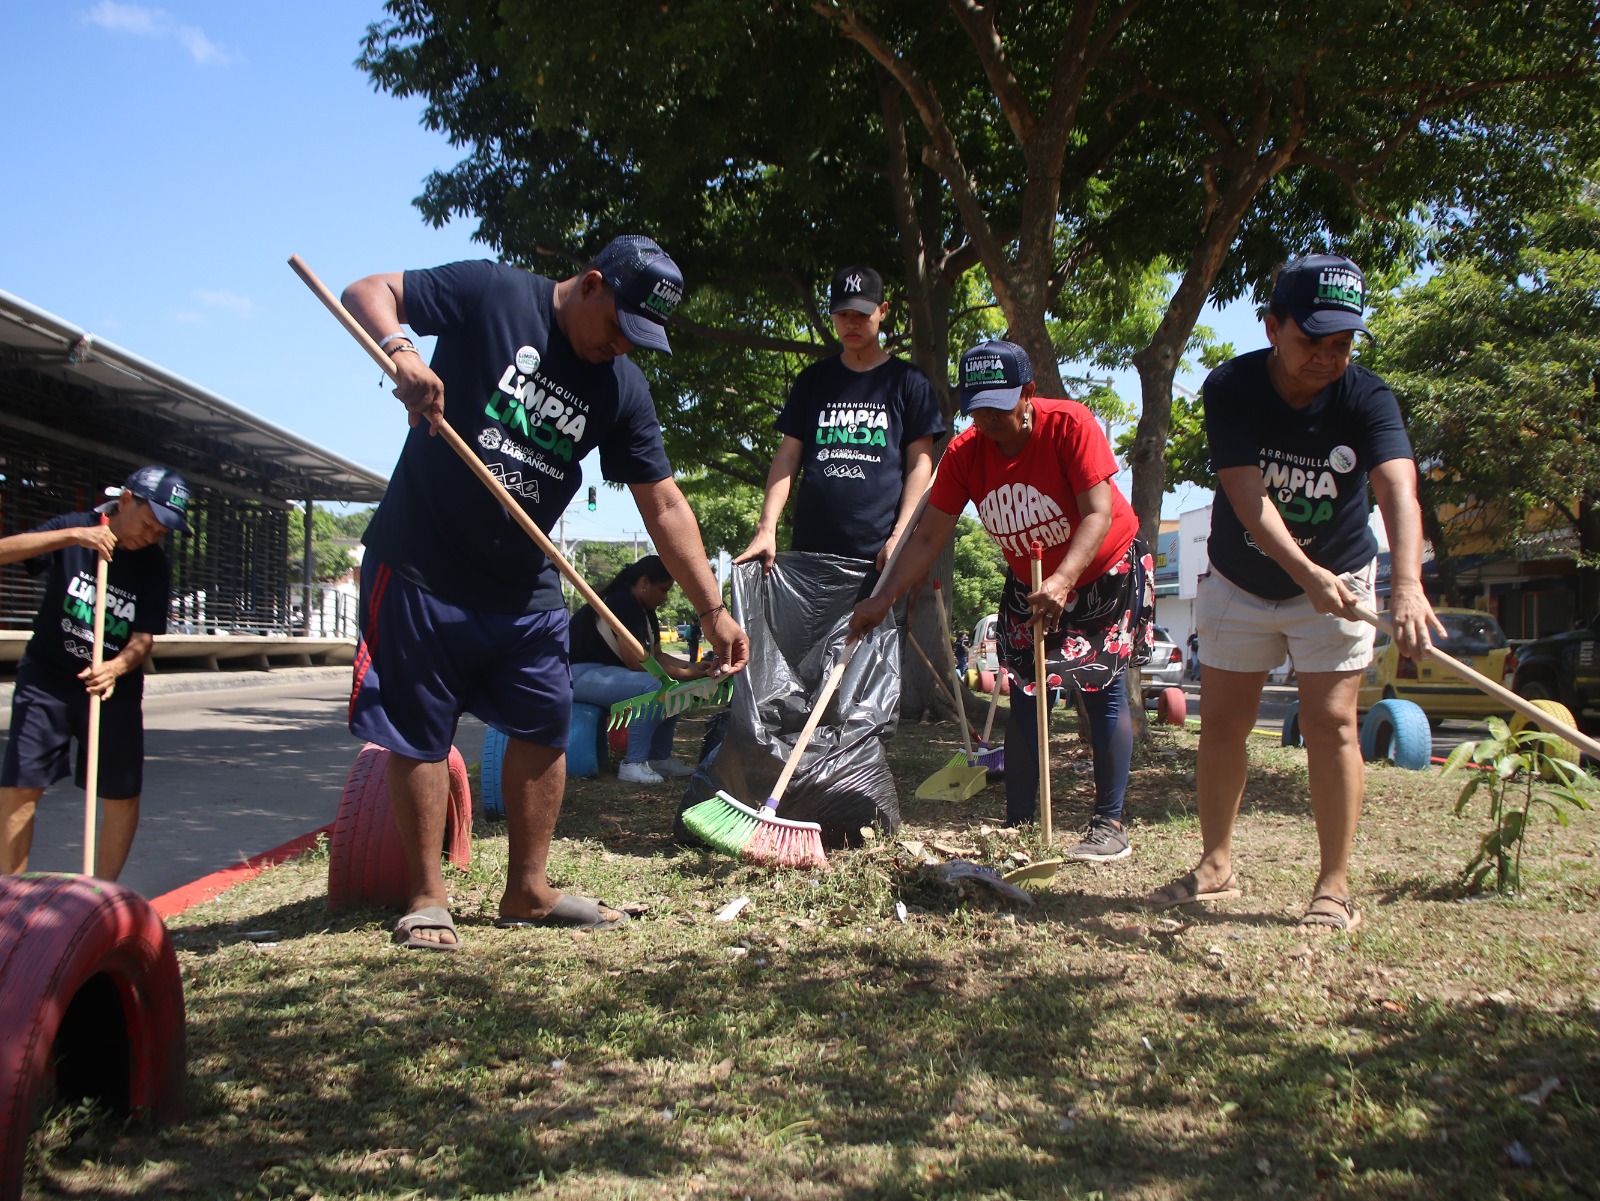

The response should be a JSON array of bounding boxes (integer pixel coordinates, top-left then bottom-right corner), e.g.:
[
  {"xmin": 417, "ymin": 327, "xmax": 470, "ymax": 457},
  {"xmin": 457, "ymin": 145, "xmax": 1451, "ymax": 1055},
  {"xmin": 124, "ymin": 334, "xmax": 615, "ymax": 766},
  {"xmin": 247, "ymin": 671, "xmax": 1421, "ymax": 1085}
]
[{"xmin": 1139, "ymin": 624, "xmax": 1184, "ymax": 699}]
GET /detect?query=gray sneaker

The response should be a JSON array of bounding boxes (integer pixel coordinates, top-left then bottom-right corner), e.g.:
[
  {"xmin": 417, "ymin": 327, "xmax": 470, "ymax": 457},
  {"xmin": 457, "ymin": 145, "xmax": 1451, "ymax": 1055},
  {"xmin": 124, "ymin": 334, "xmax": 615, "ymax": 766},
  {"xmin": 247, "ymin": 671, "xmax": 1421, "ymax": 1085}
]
[
  {"xmin": 648, "ymin": 758, "xmax": 696, "ymax": 779},
  {"xmin": 1068, "ymin": 817, "xmax": 1131, "ymax": 862}
]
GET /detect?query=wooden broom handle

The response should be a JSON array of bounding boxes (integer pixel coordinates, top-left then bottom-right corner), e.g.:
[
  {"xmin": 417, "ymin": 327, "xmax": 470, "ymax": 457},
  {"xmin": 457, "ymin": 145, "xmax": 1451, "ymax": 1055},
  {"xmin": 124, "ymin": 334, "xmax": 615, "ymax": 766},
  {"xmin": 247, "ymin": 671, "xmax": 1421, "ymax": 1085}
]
[
  {"xmin": 83, "ymin": 514, "xmax": 110, "ymax": 875},
  {"xmin": 1353, "ymin": 603, "xmax": 1600, "ymax": 761},
  {"xmin": 1031, "ymin": 541, "xmax": 1052, "ymax": 843},
  {"xmin": 929, "ymin": 579, "xmax": 975, "ymax": 757},
  {"xmin": 288, "ymin": 254, "xmax": 650, "ymax": 664}
]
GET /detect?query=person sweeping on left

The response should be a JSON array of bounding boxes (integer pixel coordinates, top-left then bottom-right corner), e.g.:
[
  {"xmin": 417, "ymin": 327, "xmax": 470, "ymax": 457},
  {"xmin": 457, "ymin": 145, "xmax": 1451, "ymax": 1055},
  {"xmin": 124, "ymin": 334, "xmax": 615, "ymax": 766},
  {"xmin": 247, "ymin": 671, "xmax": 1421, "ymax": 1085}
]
[
  {"xmin": 0, "ymin": 466, "xmax": 188, "ymax": 881},
  {"xmin": 340, "ymin": 235, "xmax": 748, "ymax": 950}
]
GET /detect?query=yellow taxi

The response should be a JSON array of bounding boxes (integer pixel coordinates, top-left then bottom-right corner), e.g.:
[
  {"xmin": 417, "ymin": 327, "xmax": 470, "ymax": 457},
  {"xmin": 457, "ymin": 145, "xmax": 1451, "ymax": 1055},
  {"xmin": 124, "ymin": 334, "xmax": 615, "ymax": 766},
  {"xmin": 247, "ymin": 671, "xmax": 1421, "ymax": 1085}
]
[{"xmin": 1357, "ymin": 606, "xmax": 1513, "ymax": 721}]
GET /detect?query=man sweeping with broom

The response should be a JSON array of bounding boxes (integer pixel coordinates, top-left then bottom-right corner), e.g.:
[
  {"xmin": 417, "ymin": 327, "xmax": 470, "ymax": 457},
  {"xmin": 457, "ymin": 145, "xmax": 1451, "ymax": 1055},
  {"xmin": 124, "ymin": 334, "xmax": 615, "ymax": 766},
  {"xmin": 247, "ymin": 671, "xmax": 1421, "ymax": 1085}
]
[{"xmin": 341, "ymin": 236, "xmax": 748, "ymax": 949}]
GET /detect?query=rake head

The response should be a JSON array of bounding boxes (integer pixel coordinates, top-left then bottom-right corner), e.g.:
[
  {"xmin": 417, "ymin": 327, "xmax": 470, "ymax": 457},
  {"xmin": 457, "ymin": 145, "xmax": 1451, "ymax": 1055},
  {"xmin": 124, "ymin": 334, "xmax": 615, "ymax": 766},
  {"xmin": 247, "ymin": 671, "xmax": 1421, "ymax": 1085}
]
[{"xmin": 608, "ymin": 673, "xmax": 735, "ymax": 729}]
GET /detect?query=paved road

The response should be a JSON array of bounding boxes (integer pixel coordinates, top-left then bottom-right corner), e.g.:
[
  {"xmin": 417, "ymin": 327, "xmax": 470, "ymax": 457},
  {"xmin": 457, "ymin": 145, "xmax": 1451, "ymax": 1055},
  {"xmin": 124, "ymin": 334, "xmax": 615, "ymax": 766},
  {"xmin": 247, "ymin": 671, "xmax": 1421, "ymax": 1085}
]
[
  {"xmin": 1192, "ymin": 683, "xmax": 1484, "ymax": 758},
  {"xmin": 6, "ymin": 671, "xmax": 487, "ymax": 900}
]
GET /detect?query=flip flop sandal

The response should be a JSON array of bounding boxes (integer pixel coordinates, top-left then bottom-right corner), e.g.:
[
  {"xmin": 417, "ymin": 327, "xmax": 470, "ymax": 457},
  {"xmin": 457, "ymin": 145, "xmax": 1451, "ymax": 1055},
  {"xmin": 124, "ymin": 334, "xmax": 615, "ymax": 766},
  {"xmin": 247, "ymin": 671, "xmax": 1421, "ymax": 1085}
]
[
  {"xmin": 394, "ymin": 905, "xmax": 461, "ymax": 951},
  {"xmin": 495, "ymin": 895, "xmax": 630, "ymax": 930},
  {"xmin": 1144, "ymin": 871, "xmax": 1242, "ymax": 910},
  {"xmin": 1298, "ymin": 893, "xmax": 1362, "ymax": 933}
]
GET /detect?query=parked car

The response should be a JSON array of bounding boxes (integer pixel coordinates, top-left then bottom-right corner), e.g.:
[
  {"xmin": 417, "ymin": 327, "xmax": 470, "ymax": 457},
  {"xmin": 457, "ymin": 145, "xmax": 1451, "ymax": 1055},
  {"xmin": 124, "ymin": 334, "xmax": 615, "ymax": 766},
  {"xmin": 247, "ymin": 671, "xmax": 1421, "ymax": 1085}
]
[
  {"xmin": 1138, "ymin": 625, "xmax": 1184, "ymax": 699},
  {"xmin": 1512, "ymin": 619, "xmax": 1600, "ymax": 732},
  {"xmin": 1356, "ymin": 606, "xmax": 1513, "ymax": 722},
  {"xmin": 972, "ymin": 613, "xmax": 999, "ymax": 675}
]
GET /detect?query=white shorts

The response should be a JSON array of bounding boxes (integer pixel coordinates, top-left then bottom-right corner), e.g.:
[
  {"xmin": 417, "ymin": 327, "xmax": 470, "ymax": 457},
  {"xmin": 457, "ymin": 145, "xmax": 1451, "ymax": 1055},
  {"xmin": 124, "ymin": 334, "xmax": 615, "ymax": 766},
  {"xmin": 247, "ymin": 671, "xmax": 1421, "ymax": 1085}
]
[{"xmin": 1196, "ymin": 561, "xmax": 1377, "ymax": 675}]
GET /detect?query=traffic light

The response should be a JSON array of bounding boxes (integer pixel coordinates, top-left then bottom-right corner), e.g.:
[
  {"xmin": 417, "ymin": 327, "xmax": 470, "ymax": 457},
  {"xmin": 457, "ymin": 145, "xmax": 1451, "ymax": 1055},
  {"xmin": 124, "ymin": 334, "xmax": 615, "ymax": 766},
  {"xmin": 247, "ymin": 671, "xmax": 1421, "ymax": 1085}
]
[{"xmin": 586, "ymin": 486, "xmax": 597, "ymax": 511}]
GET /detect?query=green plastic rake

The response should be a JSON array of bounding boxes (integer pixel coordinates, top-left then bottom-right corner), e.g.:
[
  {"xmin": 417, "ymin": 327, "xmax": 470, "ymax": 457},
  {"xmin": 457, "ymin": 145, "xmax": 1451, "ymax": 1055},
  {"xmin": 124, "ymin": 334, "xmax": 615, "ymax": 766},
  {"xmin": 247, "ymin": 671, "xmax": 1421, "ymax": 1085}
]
[{"xmin": 290, "ymin": 254, "xmax": 735, "ymax": 730}]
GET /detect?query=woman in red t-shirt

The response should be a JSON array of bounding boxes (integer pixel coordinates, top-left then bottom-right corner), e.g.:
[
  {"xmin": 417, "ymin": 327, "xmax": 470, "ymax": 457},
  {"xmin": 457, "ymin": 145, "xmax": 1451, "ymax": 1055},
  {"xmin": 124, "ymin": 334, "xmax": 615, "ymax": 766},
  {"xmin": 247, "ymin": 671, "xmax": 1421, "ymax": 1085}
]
[{"xmin": 851, "ymin": 341, "xmax": 1154, "ymax": 861}]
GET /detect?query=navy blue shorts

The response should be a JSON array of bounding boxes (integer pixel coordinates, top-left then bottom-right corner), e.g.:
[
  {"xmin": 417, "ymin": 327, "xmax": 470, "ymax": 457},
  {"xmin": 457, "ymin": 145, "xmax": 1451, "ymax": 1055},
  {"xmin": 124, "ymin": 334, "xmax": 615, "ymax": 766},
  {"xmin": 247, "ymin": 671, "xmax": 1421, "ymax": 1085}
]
[
  {"xmin": 1, "ymin": 657, "xmax": 146, "ymax": 797},
  {"xmin": 349, "ymin": 557, "xmax": 572, "ymax": 761}
]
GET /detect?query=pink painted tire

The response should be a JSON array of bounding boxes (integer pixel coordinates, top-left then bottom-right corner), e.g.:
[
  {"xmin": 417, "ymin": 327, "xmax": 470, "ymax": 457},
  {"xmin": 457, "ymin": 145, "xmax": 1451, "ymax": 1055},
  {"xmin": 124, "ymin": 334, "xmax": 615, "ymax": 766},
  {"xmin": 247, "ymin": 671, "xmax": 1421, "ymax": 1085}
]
[
  {"xmin": 0, "ymin": 875, "xmax": 185, "ymax": 1198},
  {"xmin": 1157, "ymin": 687, "xmax": 1187, "ymax": 726},
  {"xmin": 327, "ymin": 743, "xmax": 472, "ymax": 911}
]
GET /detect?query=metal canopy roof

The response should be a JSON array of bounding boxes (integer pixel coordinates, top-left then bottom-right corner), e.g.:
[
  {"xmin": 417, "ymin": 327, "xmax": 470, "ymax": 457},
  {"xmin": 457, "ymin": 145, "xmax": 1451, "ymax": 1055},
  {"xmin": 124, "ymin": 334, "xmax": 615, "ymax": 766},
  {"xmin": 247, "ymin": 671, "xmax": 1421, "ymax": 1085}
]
[{"xmin": 0, "ymin": 288, "xmax": 388, "ymax": 505}]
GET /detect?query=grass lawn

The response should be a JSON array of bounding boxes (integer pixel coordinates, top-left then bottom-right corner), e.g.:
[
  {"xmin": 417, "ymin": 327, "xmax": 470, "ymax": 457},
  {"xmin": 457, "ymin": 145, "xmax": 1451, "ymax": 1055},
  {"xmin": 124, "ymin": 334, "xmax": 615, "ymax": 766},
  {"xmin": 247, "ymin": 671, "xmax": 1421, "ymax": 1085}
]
[{"xmin": 23, "ymin": 704, "xmax": 1600, "ymax": 1200}]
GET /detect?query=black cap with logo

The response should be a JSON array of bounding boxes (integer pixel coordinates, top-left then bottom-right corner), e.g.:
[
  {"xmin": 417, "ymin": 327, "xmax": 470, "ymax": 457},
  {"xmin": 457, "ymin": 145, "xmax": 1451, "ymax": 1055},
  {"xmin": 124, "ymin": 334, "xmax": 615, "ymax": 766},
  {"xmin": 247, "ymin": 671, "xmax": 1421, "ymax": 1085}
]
[
  {"xmin": 1272, "ymin": 254, "xmax": 1370, "ymax": 338},
  {"xmin": 98, "ymin": 465, "xmax": 192, "ymax": 532},
  {"xmin": 593, "ymin": 235, "xmax": 684, "ymax": 355},
  {"xmin": 829, "ymin": 266, "xmax": 885, "ymax": 316},
  {"xmin": 958, "ymin": 340, "xmax": 1033, "ymax": 414}
]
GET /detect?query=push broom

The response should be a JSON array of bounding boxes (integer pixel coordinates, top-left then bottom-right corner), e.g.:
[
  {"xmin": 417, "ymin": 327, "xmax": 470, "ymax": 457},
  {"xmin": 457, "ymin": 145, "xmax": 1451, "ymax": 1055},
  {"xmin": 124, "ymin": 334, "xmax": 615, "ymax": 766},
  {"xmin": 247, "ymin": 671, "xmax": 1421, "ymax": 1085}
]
[
  {"xmin": 914, "ymin": 578, "xmax": 989, "ymax": 801},
  {"xmin": 289, "ymin": 255, "xmax": 731, "ymax": 729},
  {"xmin": 683, "ymin": 484, "xmax": 935, "ymax": 867}
]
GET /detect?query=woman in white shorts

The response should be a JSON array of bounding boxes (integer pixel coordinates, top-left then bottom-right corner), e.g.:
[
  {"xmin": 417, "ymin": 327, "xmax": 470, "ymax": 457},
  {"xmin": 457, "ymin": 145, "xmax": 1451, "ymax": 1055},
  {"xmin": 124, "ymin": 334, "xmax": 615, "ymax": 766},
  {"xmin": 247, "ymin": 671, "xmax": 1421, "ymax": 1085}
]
[{"xmin": 1146, "ymin": 254, "xmax": 1443, "ymax": 931}]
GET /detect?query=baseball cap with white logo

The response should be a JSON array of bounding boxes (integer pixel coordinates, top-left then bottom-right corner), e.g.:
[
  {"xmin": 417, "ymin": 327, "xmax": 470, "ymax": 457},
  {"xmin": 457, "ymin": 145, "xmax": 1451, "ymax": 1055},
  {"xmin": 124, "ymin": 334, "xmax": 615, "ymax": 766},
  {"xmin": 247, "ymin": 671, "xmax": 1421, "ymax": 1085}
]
[
  {"xmin": 829, "ymin": 265, "xmax": 885, "ymax": 316},
  {"xmin": 97, "ymin": 465, "xmax": 192, "ymax": 532},
  {"xmin": 593, "ymin": 235, "xmax": 684, "ymax": 355},
  {"xmin": 1272, "ymin": 253, "xmax": 1370, "ymax": 338},
  {"xmin": 958, "ymin": 340, "xmax": 1033, "ymax": 414}
]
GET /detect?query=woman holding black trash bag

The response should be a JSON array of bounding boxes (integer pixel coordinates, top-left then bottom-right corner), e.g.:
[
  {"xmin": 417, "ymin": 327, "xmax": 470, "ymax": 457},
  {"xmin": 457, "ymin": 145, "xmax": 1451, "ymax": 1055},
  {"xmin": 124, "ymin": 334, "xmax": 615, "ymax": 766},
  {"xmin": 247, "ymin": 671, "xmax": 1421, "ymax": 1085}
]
[{"xmin": 850, "ymin": 339, "xmax": 1154, "ymax": 861}]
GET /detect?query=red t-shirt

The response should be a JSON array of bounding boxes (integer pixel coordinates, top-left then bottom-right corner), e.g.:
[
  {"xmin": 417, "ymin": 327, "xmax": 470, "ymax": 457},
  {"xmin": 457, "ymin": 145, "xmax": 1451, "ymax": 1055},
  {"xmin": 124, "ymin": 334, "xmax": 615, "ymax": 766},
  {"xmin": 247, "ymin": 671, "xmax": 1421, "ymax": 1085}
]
[{"xmin": 930, "ymin": 397, "xmax": 1138, "ymax": 583}]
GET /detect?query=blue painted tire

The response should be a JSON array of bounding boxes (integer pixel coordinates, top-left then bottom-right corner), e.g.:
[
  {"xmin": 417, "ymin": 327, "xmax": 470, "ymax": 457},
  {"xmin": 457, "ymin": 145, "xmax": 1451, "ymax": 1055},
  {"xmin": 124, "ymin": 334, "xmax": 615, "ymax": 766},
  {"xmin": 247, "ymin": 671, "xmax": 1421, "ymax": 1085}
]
[
  {"xmin": 481, "ymin": 727, "xmax": 508, "ymax": 820},
  {"xmin": 1359, "ymin": 698, "xmax": 1432, "ymax": 770},
  {"xmin": 1281, "ymin": 701, "xmax": 1303, "ymax": 748}
]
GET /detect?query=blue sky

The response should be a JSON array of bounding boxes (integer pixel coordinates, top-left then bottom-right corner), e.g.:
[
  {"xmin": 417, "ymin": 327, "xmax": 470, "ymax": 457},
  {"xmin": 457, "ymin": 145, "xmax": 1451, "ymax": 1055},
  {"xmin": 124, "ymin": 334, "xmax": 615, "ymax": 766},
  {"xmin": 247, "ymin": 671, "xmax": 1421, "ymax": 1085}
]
[{"xmin": 1, "ymin": 2, "xmax": 1254, "ymax": 545}]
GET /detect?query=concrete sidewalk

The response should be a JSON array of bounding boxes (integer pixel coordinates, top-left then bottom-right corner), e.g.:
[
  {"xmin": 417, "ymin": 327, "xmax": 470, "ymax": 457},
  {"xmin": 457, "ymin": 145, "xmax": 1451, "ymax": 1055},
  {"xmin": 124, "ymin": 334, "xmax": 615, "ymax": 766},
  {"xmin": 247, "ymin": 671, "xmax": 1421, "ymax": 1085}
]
[
  {"xmin": 4, "ymin": 668, "xmax": 488, "ymax": 902},
  {"xmin": 0, "ymin": 664, "xmax": 354, "ymax": 710}
]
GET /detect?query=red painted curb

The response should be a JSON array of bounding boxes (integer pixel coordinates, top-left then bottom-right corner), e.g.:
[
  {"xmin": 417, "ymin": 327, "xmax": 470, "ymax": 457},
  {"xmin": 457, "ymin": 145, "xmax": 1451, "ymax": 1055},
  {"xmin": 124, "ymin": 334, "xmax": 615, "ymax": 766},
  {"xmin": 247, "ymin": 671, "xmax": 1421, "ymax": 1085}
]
[{"xmin": 150, "ymin": 824, "xmax": 333, "ymax": 920}]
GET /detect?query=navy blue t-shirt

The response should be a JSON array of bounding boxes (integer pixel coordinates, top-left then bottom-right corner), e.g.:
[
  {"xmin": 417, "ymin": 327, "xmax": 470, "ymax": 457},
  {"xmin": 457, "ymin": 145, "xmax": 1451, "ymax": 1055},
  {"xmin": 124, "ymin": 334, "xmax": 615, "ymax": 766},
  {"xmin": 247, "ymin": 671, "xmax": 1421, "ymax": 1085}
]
[
  {"xmin": 568, "ymin": 588, "xmax": 658, "ymax": 670},
  {"xmin": 1204, "ymin": 348, "xmax": 1413, "ymax": 601},
  {"xmin": 23, "ymin": 511, "xmax": 169, "ymax": 678},
  {"xmin": 776, "ymin": 355, "xmax": 944, "ymax": 561},
  {"xmin": 362, "ymin": 261, "xmax": 673, "ymax": 613}
]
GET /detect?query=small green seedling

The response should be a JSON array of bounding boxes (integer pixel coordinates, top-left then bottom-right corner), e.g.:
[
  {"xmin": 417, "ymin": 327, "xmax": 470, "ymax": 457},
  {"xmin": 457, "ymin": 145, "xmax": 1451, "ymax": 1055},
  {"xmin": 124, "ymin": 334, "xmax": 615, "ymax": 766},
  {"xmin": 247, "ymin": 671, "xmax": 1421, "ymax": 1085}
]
[{"xmin": 1442, "ymin": 716, "xmax": 1596, "ymax": 895}]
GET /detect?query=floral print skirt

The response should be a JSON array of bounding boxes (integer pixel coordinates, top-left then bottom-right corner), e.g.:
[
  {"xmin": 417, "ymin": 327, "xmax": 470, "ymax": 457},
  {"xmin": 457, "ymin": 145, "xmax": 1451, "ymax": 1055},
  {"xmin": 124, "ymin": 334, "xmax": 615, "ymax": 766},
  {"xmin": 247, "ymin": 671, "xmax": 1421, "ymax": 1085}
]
[{"xmin": 996, "ymin": 538, "xmax": 1154, "ymax": 695}]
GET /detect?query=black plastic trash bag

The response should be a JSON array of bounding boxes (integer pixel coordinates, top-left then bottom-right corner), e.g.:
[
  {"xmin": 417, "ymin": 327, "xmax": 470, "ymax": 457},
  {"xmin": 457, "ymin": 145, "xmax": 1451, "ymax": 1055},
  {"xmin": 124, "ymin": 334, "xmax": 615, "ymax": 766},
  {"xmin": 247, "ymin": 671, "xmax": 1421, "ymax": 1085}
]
[{"xmin": 676, "ymin": 552, "xmax": 902, "ymax": 846}]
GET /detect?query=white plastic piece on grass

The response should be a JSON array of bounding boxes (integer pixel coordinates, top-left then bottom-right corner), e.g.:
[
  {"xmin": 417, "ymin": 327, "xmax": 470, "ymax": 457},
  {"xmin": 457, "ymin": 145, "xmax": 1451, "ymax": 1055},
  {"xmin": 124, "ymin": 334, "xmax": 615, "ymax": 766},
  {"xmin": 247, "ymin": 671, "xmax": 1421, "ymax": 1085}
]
[
  {"xmin": 895, "ymin": 901, "xmax": 907, "ymax": 923},
  {"xmin": 715, "ymin": 896, "xmax": 750, "ymax": 922}
]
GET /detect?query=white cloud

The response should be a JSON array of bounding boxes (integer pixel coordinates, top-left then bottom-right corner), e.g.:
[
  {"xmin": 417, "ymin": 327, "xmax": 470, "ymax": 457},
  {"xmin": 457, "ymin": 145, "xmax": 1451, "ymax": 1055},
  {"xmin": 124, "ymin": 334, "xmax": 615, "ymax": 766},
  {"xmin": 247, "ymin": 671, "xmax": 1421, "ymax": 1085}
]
[
  {"xmin": 81, "ymin": 1, "xmax": 234, "ymax": 66},
  {"xmin": 196, "ymin": 290, "xmax": 254, "ymax": 317}
]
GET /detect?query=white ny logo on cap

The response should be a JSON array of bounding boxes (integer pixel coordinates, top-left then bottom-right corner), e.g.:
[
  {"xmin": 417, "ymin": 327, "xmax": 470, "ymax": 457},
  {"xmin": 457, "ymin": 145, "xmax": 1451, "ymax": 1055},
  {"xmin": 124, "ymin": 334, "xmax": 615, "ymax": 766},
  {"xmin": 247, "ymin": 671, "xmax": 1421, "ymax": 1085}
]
[{"xmin": 844, "ymin": 272, "xmax": 863, "ymax": 292}]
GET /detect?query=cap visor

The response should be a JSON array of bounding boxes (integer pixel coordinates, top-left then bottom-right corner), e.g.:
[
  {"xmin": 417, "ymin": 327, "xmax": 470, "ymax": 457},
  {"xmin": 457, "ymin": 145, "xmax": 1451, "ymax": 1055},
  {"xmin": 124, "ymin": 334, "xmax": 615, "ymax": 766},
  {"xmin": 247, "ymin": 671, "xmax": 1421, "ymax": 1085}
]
[
  {"xmin": 960, "ymin": 387, "xmax": 1023, "ymax": 414},
  {"xmin": 830, "ymin": 297, "xmax": 881, "ymax": 316},
  {"xmin": 149, "ymin": 501, "xmax": 189, "ymax": 533},
  {"xmin": 617, "ymin": 308, "xmax": 671, "ymax": 355},
  {"xmin": 1291, "ymin": 307, "xmax": 1369, "ymax": 338}
]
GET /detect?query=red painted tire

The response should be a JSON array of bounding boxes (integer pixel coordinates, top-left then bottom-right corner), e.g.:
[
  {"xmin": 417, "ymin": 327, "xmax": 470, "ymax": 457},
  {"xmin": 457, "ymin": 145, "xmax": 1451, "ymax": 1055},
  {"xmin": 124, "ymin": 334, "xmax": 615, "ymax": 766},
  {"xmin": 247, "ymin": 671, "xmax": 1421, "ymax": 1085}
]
[
  {"xmin": 1157, "ymin": 687, "xmax": 1187, "ymax": 726},
  {"xmin": 607, "ymin": 726, "xmax": 629, "ymax": 757},
  {"xmin": 327, "ymin": 743, "xmax": 472, "ymax": 911},
  {"xmin": 0, "ymin": 875, "xmax": 185, "ymax": 1197}
]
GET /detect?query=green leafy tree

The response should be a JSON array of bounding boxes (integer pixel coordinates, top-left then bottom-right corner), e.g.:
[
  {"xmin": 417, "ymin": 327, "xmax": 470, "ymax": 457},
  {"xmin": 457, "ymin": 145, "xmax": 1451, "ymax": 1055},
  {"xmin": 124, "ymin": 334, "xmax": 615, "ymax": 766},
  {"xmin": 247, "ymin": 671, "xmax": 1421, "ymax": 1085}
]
[
  {"xmin": 1367, "ymin": 180, "xmax": 1600, "ymax": 608},
  {"xmin": 288, "ymin": 507, "xmax": 357, "ymax": 583},
  {"xmin": 951, "ymin": 514, "xmax": 1005, "ymax": 632}
]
